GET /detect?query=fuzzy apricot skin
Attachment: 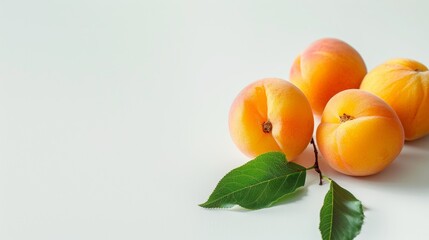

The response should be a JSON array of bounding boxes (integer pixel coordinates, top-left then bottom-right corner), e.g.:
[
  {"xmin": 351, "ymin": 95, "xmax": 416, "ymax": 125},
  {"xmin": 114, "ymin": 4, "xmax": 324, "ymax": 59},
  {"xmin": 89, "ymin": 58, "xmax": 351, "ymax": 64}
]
[
  {"xmin": 290, "ymin": 38, "xmax": 367, "ymax": 115},
  {"xmin": 360, "ymin": 58, "xmax": 429, "ymax": 141},
  {"xmin": 316, "ymin": 89, "xmax": 404, "ymax": 176},
  {"xmin": 229, "ymin": 78, "xmax": 314, "ymax": 160}
]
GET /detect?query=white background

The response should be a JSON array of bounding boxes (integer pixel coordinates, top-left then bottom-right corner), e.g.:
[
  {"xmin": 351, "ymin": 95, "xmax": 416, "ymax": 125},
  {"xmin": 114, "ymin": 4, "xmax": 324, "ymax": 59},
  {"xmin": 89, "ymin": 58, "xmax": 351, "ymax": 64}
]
[{"xmin": 1, "ymin": 0, "xmax": 428, "ymax": 239}]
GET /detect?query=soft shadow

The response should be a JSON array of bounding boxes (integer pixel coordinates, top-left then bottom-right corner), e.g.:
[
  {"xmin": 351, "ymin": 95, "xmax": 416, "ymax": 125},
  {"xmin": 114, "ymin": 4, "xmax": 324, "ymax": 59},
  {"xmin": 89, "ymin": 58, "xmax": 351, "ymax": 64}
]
[
  {"xmin": 359, "ymin": 143, "xmax": 429, "ymax": 191},
  {"xmin": 405, "ymin": 134, "xmax": 429, "ymax": 150},
  {"xmin": 294, "ymin": 145, "xmax": 315, "ymax": 168},
  {"xmin": 229, "ymin": 206, "xmax": 253, "ymax": 212}
]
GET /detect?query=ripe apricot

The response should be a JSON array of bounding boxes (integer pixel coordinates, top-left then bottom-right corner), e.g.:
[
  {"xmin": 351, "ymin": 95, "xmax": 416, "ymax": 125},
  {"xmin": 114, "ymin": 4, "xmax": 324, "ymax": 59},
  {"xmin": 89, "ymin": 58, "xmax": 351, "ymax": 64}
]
[
  {"xmin": 360, "ymin": 58, "xmax": 429, "ymax": 140},
  {"xmin": 229, "ymin": 78, "xmax": 314, "ymax": 160},
  {"xmin": 290, "ymin": 38, "xmax": 367, "ymax": 115},
  {"xmin": 316, "ymin": 89, "xmax": 404, "ymax": 176}
]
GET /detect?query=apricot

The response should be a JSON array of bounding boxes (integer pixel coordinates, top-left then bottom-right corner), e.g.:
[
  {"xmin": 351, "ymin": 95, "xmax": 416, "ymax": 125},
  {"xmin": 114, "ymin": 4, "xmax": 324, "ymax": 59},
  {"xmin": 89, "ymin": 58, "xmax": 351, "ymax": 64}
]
[
  {"xmin": 316, "ymin": 89, "xmax": 404, "ymax": 176},
  {"xmin": 229, "ymin": 78, "xmax": 314, "ymax": 160},
  {"xmin": 290, "ymin": 38, "xmax": 367, "ymax": 115},
  {"xmin": 360, "ymin": 58, "xmax": 429, "ymax": 140}
]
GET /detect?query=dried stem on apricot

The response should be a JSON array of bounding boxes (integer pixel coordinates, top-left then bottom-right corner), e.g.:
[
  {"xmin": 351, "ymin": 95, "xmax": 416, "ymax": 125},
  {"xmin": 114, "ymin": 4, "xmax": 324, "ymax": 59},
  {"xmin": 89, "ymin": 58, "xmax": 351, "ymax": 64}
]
[
  {"xmin": 310, "ymin": 138, "xmax": 323, "ymax": 185},
  {"xmin": 340, "ymin": 113, "xmax": 354, "ymax": 123},
  {"xmin": 262, "ymin": 121, "xmax": 273, "ymax": 133}
]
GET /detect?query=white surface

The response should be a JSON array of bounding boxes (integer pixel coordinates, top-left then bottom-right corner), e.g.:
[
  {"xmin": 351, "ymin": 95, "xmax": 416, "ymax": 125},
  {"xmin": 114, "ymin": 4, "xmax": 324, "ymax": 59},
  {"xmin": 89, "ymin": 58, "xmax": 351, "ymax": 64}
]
[{"xmin": 0, "ymin": 0, "xmax": 428, "ymax": 239}]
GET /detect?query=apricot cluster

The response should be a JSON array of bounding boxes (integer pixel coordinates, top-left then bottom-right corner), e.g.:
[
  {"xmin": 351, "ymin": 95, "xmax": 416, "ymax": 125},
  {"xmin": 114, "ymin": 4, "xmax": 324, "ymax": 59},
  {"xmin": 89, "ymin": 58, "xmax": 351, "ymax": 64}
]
[{"xmin": 229, "ymin": 38, "xmax": 429, "ymax": 176}]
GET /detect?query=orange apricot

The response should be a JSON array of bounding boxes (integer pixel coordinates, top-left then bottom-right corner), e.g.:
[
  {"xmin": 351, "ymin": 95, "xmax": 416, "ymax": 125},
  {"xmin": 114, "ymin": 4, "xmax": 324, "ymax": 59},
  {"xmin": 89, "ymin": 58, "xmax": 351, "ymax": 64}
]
[
  {"xmin": 360, "ymin": 58, "xmax": 429, "ymax": 140},
  {"xmin": 316, "ymin": 89, "xmax": 404, "ymax": 176},
  {"xmin": 290, "ymin": 38, "xmax": 367, "ymax": 115},
  {"xmin": 229, "ymin": 78, "xmax": 314, "ymax": 160}
]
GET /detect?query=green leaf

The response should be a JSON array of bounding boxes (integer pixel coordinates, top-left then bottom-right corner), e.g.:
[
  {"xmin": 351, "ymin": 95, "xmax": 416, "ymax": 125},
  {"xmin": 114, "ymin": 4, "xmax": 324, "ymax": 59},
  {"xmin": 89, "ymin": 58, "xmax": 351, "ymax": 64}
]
[
  {"xmin": 320, "ymin": 180, "xmax": 364, "ymax": 240},
  {"xmin": 199, "ymin": 152, "xmax": 306, "ymax": 210}
]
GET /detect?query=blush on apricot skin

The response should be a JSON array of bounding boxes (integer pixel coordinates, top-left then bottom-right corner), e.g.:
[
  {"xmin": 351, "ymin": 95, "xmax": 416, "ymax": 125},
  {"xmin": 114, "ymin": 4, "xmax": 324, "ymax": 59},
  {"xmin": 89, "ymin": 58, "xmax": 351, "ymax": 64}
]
[{"xmin": 290, "ymin": 38, "xmax": 367, "ymax": 115}]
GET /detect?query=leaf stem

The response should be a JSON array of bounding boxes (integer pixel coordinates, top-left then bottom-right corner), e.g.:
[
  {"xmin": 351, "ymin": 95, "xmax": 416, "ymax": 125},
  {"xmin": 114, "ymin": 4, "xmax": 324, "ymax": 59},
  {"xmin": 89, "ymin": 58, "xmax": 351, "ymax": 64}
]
[
  {"xmin": 306, "ymin": 166, "xmax": 315, "ymax": 171},
  {"xmin": 310, "ymin": 138, "xmax": 323, "ymax": 185}
]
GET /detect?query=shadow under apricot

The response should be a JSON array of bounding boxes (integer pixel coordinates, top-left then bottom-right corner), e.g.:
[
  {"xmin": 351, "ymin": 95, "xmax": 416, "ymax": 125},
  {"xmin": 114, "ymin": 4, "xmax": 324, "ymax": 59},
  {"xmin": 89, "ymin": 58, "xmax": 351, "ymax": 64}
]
[
  {"xmin": 404, "ymin": 134, "xmax": 429, "ymax": 150},
  {"xmin": 296, "ymin": 135, "xmax": 429, "ymax": 193},
  {"xmin": 359, "ymin": 138, "xmax": 429, "ymax": 191}
]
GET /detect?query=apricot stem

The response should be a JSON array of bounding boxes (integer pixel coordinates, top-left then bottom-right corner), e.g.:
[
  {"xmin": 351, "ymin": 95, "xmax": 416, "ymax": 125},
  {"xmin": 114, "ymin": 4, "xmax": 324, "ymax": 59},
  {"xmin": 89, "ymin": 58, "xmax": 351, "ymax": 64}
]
[
  {"xmin": 262, "ymin": 121, "xmax": 272, "ymax": 133},
  {"xmin": 340, "ymin": 113, "xmax": 354, "ymax": 123},
  {"xmin": 310, "ymin": 138, "xmax": 323, "ymax": 185}
]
